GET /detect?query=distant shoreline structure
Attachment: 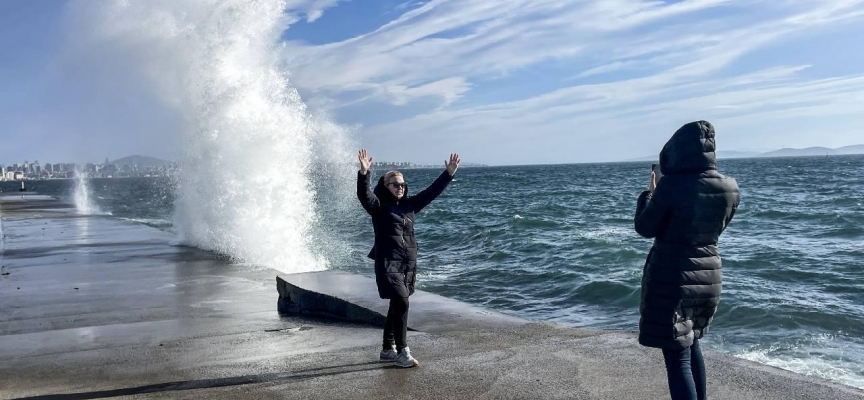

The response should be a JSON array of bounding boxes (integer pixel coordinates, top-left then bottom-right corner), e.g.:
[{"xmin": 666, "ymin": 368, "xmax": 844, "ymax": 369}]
[
  {"xmin": 370, "ymin": 161, "xmax": 488, "ymax": 170},
  {"xmin": 629, "ymin": 144, "xmax": 864, "ymax": 162},
  {"xmin": 3, "ymin": 147, "xmax": 862, "ymax": 180},
  {"xmin": 0, "ymin": 155, "xmax": 177, "ymax": 181}
]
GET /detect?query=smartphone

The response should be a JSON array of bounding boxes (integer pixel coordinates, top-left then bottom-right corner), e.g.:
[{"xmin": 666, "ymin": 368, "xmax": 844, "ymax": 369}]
[{"xmin": 651, "ymin": 163, "xmax": 663, "ymax": 181}]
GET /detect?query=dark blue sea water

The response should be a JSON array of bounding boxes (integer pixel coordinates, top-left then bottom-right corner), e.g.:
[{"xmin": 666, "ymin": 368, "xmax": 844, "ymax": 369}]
[{"xmin": 4, "ymin": 155, "xmax": 863, "ymax": 388}]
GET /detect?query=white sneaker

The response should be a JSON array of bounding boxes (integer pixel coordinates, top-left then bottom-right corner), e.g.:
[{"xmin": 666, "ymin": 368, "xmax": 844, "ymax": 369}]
[
  {"xmin": 395, "ymin": 347, "xmax": 419, "ymax": 368},
  {"xmin": 379, "ymin": 346, "xmax": 397, "ymax": 363}
]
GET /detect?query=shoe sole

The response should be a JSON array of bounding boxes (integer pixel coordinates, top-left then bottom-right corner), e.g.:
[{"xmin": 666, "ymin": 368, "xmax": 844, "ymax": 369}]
[{"xmin": 396, "ymin": 360, "xmax": 419, "ymax": 368}]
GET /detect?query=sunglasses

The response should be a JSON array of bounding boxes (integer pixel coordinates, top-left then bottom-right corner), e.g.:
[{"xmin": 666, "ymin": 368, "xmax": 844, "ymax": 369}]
[{"xmin": 387, "ymin": 182, "xmax": 408, "ymax": 189}]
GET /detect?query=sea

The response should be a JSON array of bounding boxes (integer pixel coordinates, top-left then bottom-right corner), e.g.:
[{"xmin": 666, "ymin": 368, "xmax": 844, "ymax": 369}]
[{"xmin": 2, "ymin": 154, "xmax": 863, "ymax": 389}]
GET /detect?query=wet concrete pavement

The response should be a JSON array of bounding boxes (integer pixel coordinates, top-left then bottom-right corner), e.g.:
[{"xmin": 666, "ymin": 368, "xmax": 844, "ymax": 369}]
[{"xmin": 2, "ymin": 195, "xmax": 862, "ymax": 399}]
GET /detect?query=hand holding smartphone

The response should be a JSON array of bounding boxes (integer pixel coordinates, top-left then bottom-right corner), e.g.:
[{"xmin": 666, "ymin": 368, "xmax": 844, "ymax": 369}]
[
  {"xmin": 651, "ymin": 163, "xmax": 663, "ymax": 181},
  {"xmin": 650, "ymin": 163, "xmax": 663, "ymax": 192}
]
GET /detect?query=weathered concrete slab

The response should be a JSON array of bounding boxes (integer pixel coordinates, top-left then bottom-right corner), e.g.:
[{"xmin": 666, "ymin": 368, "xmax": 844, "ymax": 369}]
[
  {"xmin": 277, "ymin": 271, "xmax": 527, "ymax": 333},
  {"xmin": 2, "ymin": 196, "xmax": 863, "ymax": 400}
]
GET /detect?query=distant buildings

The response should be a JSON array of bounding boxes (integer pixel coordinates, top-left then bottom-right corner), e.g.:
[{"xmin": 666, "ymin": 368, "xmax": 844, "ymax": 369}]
[
  {"xmin": 0, "ymin": 157, "xmax": 483, "ymax": 182},
  {"xmin": 2, "ymin": 170, "xmax": 24, "ymax": 180},
  {"xmin": 370, "ymin": 161, "xmax": 487, "ymax": 170},
  {"xmin": 0, "ymin": 159, "xmax": 179, "ymax": 181},
  {"xmin": 371, "ymin": 161, "xmax": 417, "ymax": 170}
]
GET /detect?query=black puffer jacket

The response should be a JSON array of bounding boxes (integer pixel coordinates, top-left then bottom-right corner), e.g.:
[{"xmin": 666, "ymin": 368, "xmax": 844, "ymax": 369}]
[
  {"xmin": 357, "ymin": 170, "xmax": 453, "ymax": 299},
  {"xmin": 634, "ymin": 121, "xmax": 740, "ymax": 350}
]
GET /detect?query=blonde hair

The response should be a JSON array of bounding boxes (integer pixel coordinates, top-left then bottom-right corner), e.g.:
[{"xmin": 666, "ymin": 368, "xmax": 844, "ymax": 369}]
[{"xmin": 383, "ymin": 170, "xmax": 403, "ymax": 183}]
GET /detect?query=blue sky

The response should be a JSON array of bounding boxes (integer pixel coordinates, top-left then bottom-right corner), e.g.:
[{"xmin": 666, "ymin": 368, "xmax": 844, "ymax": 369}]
[{"xmin": 2, "ymin": 0, "xmax": 864, "ymax": 165}]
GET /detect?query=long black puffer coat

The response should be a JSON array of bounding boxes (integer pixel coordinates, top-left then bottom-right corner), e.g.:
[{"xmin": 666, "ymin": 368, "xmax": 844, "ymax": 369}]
[
  {"xmin": 634, "ymin": 121, "xmax": 740, "ymax": 350},
  {"xmin": 357, "ymin": 170, "xmax": 453, "ymax": 299}
]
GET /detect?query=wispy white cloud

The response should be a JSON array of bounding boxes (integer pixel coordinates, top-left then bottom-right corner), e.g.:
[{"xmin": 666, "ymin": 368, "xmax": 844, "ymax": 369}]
[
  {"xmin": 4, "ymin": 0, "xmax": 862, "ymax": 164},
  {"xmin": 284, "ymin": 0, "xmax": 751, "ymax": 106},
  {"xmin": 276, "ymin": 0, "xmax": 864, "ymax": 163},
  {"xmin": 286, "ymin": 1, "xmax": 864, "ymax": 105},
  {"xmin": 358, "ymin": 69, "xmax": 864, "ymax": 164},
  {"xmin": 284, "ymin": 0, "xmax": 348, "ymax": 23}
]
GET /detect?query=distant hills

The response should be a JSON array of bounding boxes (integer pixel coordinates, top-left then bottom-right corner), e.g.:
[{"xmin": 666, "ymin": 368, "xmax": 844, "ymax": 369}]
[
  {"xmin": 631, "ymin": 145, "xmax": 864, "ymax": 161},
  {"xmin": 758, "ymin": 145, "xmax": 864, "ymax": 158},
  {"xmin": 110, "ymin": 155, "xmax": 173, "ymax": 167}
]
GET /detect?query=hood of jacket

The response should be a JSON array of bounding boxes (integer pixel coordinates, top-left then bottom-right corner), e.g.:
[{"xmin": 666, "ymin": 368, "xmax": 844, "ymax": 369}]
[{"xmin": 660, "ymin": 120, "xmax": 717, "ymax": 175}]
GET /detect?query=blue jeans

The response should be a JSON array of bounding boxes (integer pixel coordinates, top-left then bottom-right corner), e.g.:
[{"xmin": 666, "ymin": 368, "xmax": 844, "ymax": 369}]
[{"xmin": 661, "ymin": 339, "xmax": 706, "ymax": 400}]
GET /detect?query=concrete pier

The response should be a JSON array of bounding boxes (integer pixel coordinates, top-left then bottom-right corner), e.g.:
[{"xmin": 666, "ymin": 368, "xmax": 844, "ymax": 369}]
[{"xmin": 2, "ymin": 195, "xmax": 862, "ymax": 399}]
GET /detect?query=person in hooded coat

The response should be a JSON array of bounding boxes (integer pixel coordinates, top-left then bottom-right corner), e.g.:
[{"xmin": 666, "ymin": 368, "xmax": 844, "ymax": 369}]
[
  {"xmin": 356, "ymin": 149, "xmax": 460, "ymax": 368},
  {"xmin": 634, "ymin": 121, "xmax": 740, "ymax": 400}
]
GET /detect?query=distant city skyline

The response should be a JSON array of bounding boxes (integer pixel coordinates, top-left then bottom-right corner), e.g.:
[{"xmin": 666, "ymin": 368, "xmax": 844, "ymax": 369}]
[
  {"xmin": 2, "ymin": 1, "xmax": 864, "ymax": 165},
  {"xmin": 0, "ymin": 156, "xmax": 178, "ymax": 181},
  {"xmin": 0, "ymin": 155, "xmax": 173, "ymax": 169},
  {"xmin": 3, "ymin": 140, "xmax": 863, "ymax": 177}
]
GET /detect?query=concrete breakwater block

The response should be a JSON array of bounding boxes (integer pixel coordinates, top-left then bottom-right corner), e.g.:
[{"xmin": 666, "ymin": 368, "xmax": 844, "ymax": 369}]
[
  {"xmin": 277, "ymin": 273, "xmax": 387, "ymax": 327},
  {"xmin": 277, "ymin": 270, "xmax": 527, "ymax": 333}
]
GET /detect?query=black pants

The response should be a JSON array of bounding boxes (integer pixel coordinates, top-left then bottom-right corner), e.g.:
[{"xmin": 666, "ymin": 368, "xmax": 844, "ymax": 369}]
[
  {"xmin": 661, "ymin": 338, "xmax": 707, "ymax": 400},
  {"xmin": 383, "ymin": 297, "xmax": 409, "ymax": 351}
]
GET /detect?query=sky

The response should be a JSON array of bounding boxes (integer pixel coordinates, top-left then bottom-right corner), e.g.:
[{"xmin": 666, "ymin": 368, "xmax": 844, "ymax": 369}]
[{"xmin": 2, "ymin": 0, "xmax": 864, "ymax": 166}]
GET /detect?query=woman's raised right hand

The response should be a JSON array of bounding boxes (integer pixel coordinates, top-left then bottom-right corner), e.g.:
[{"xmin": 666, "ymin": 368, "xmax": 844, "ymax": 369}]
[{"xmin": 359, "ymin": 149, "xmax": 373, "ymax": 174}]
